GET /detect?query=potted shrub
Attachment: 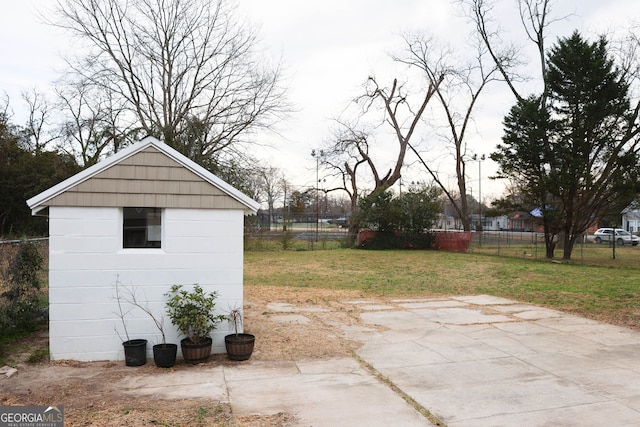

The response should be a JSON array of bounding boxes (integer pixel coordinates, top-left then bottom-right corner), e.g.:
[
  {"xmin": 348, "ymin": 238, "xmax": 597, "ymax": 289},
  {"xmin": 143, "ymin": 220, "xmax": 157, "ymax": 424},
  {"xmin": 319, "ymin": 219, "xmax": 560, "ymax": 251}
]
[
  {"xmin": 148, "ymin": 316, "xmax": 178, "ymax": 368},
  {"xmin": 114, "ymin": 279, "xmax": 147, "ymax": 367},
  {"xmin": 224, "ymin": 307, "xmax": 255, "ymax": 361},
  {"xmin": 164, "ymin": 284, "xmax": 225, "ymax": 364}
]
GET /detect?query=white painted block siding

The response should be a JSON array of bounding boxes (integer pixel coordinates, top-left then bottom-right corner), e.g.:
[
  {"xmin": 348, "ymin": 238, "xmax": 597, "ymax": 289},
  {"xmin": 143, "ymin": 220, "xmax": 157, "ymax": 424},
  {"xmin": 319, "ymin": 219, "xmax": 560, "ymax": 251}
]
[{"xmin": 48, "ymin": 206, "xmax": 245, "ymax": 361}]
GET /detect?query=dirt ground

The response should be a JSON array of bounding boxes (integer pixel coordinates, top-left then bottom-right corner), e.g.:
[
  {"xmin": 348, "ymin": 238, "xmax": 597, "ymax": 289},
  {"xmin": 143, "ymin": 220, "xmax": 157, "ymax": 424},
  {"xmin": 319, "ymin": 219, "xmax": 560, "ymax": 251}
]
[{"xmin": 0, "ymin": 286, "xmax": 369, "ymax": 427}]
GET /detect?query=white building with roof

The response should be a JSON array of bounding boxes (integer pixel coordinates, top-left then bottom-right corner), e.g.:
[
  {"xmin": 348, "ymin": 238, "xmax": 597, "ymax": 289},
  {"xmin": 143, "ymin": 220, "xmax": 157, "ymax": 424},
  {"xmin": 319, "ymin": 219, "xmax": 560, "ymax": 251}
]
[{"xmin": 27, "ymin": 136, "xmax": 259, "ymax": 361}]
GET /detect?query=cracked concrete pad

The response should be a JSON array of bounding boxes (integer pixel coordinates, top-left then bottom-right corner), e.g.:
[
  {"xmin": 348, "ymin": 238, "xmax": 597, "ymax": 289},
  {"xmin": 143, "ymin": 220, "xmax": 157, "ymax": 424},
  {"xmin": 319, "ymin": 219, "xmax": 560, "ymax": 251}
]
[
  {"xmin": 476, "ymin": 401, "xmax": 640, "ymax": 427},
  {"xmin": 341, "ymin": 299, "xmax": 379, "ymax": 305},
  {"xmin": 295, "ymin": 358, "xmax": 362, "ymax": 375},
  {"xmin": 225, "ymin": 358, "xmax": 431, "ymax": 427},
  {"xmin": 221, "ymin": 361, "xmax": 300, "ymax": 381},
  {"xmin": 360, "ymin": 309, "xmax": 436, "ymax": 330},
  {"xmin": 453, "ymin": 295, "xmax": 519, "ymax": 305},
  {"xmin": 413, "ymin": 376, "xmax": 609, "ymax": 426},
  {"xmin": 119, "ymin": 366, "xmax": 228, "ymax": 401},
  {"xmin": 415, "ymin": 307, "xmax": 516, "ymax": 325},
  {"xmin": 397, "ymin": 300, "xmax": 468, "ymax": 309},
  {"xmin": 489, "ymin": 303, "xmax": 542, "ymax": 313},
  {"xmin": 589, "ymin": 344, "xmax": 640, "ymax": 371},
  {"xmin": 94, "ymin": 295, "xmax": 640, "ymax": 426},
  {"xmin": 338, "ymin": 323, "xmax": 380, "ymax": 340},
  {"xmin": 352, "ymin": 296, "xmax": 640, "ymax": 426},
  {"xmin": 512, "ymin": 309, "xmax": 564, "ymax": 320},
  {"xmin": 358, "ymin": 340, "xmax": 451, "ymax": 368},
  {"xmin": 414, "ymin": 333, "xmax": 511, "ymax": 362},
  {"xmin": 518, "ymin": 350, "xmax": 612, "ymax": 374},
  {"xmin": 358, "ymin": 304, "xmax": 395, "ymax": 311}
]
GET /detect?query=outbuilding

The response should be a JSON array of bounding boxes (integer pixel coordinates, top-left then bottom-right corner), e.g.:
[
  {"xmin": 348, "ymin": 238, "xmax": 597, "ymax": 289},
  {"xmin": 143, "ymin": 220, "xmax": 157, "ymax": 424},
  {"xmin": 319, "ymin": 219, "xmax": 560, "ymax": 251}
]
[{"xmin": 27, "ymin": 136, "xmax": 259, "ymax": 361}]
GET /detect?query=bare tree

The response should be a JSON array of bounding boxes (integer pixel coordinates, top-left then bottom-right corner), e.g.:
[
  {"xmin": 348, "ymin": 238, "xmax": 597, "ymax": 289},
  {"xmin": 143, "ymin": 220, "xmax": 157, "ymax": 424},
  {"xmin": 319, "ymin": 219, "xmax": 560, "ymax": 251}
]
[
  {"xmin": 321, "ymin": 122, "xmax": 372, "ymax": 244},
  {"xmin": 394, "ymin": 32, "xmax": 503, "ymax": 231},
  {"xmin": 52, "ymin": 0, "xmax": 288, "ymax": 167},
  {"xmin": 357, "ymin": 74, "xmax": 443, "ymax": 191},
  {"xmin": 56, "ymin": 78, "xmax": 139, "ymax": 166},
  {"xmin": 321, "ymin": 61, "xmax": 444, "ymax": 245},
  {"xmin": 258, "ymin": 166, "xmax": 284, "ymax": 228},
  {"xmin": 280, "ymin": 177, "xmax": 293, "ymax": 230},
  {"xmin": 461, "ymin": 0, "xmax": 568, "ymax": 102},
  {"xmin": 22, "ymin": 89, "xmax": 58, "ymax": 154}
]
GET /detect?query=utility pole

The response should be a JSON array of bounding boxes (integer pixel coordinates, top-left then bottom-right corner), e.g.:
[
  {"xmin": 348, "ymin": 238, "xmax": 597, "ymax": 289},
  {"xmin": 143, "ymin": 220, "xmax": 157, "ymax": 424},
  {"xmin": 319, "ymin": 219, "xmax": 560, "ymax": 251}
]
[
  {"xmin": 473, "ymin": 154, "xmax": 486, "ymax": 245},
  {"xmin": 311, "ymin": 149, "xmax": 324, "ymax": 242}
]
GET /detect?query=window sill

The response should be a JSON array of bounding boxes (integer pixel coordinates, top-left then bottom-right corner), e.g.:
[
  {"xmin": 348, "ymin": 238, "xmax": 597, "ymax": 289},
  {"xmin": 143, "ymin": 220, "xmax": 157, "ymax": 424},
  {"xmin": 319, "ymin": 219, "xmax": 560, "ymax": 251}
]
[{"xmin": 118, "ymin": 248, "xmax": 166, "ymax": 255}]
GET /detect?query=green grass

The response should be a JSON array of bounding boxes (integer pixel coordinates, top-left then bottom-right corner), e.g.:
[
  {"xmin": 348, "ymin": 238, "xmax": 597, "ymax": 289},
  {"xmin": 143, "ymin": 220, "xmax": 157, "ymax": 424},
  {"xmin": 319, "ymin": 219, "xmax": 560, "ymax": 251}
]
[
  {"xmin": 26, "ymin": 347, "xmax": 49, "ymax": 364},
  {"xmin": 244, "ymin": 248, "xmax": 640, "ymax": 329}
]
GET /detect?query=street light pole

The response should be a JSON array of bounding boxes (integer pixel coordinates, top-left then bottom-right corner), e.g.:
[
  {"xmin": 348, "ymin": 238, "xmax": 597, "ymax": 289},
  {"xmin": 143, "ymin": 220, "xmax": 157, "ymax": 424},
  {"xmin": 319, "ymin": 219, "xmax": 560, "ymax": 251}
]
[{"xmin": 311, "ymin": 149, "xmax": 324, "ymax": 242}]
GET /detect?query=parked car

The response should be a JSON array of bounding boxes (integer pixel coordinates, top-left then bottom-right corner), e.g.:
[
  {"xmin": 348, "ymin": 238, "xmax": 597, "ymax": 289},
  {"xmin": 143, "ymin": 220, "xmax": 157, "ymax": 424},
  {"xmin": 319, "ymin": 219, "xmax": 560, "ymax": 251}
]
[
  {"xmin": 327, "ymin": 217, "xmax": 349, "ymax": 227},
  {"xmin": 593, "ymin": 228, "xmax": 639, "ymax": 246}
]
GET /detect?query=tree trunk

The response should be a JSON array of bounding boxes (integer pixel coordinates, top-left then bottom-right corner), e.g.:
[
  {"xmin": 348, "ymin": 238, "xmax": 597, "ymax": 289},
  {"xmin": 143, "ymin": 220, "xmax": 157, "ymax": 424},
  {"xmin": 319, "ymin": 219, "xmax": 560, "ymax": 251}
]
[
  {"xmin": 346, "ymin": 191, "xmax": 360, "ymax": 247},
  {"xmin": 543, "ymin": 227, "xmax": 556, "ymax": 259},
  {"xmin": 562, "ymin": 233, "xmax": 578, "ymax": 260}
]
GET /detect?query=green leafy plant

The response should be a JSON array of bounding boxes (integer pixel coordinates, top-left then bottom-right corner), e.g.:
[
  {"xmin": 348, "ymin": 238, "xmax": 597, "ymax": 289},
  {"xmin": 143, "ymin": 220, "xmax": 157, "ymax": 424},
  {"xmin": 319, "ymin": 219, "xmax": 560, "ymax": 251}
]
[
  {"xmin": 354, "ymin": 187, "xmax": 440, "ymax": 249},
  {"xmin": 0, "ymin": 242, "xmax": 47, "ymax": 337},
  {"xmin": 164, "ymin": 285, "xmax": 225, "ymax": 344}
]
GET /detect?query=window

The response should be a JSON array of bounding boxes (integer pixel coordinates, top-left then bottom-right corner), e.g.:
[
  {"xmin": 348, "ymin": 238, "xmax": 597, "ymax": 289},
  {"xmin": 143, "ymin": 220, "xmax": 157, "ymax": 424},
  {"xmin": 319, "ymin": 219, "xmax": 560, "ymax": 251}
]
[{"xmin": 123, "ymin": 207, "xmax": 162, "ymax": 248}]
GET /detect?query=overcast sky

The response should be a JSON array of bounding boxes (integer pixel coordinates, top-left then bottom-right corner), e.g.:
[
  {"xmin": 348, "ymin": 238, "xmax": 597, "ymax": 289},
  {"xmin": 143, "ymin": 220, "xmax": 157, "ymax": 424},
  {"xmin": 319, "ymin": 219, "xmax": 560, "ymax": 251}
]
[{"xmin": 2, "ymin": 0, "xmax": 639, "ymax": 202}]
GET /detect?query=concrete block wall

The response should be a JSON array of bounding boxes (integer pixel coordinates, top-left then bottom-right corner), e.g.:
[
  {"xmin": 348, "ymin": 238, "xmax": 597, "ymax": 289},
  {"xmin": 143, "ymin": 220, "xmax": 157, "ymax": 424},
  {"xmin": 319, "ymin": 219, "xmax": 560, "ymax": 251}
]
[{"xmin": 48, "ymin": 206, "xmax": 245, "ymax": 361}]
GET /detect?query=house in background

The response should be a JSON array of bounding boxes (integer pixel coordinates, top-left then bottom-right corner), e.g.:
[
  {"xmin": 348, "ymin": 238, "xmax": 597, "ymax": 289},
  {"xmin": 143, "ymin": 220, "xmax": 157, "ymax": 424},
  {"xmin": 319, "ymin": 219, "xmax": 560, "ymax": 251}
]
[
  {"xmin": 27, "ymin": 136, "xmax": 259, "ymax": 362},
  {"xmin": 622, "ymin": 202, "xmax": 640, "ymax": 233},
  {"xmin": 434, "ymin": 213, "xmax": 509, "ymax": 231},
  {"xmin": 508, "ymin": 211, "xmax": 543, "ymax": 232}
]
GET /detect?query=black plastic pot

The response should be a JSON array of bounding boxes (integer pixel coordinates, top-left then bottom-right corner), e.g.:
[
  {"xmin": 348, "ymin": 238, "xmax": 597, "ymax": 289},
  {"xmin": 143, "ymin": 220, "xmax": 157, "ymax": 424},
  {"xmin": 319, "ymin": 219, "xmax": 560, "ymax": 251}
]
[
  {"xmin": 224, "ymin": 333, "xmax": 255, "ymax": 361},
  {"xmin": 123, "ymin": 339, "xmax": 147, "ymax": 366},
  {"xmin": 153, "ymin": 343, "xmax": 177, "ymax": 368},
  {"xmin": 180, "ymin": 337, "xmax": 212, "ymax": 364}
]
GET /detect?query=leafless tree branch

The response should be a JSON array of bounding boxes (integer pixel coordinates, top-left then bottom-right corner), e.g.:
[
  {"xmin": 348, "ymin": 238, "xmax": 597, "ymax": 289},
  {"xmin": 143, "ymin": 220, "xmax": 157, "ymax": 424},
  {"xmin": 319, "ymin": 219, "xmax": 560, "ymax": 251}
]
[{"xmin": 51, "ymin": 0, "xmax": 290, "ymax": 166}]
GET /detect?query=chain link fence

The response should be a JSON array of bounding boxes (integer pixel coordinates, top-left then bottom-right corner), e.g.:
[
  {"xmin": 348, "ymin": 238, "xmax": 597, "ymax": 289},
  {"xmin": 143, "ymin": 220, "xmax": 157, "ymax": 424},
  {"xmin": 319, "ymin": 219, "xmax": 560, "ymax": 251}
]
[{"xmin": 468, "ymin": 230, "xmax": 636, "ymax": 264}]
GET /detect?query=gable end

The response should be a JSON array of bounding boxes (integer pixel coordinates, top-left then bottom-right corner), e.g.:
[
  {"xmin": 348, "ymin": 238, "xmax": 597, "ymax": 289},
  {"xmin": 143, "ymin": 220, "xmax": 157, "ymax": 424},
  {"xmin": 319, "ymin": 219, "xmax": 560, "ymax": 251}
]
[{"xmin": 43, "ymin": 147, "xmax": 247, "ymax": 210}]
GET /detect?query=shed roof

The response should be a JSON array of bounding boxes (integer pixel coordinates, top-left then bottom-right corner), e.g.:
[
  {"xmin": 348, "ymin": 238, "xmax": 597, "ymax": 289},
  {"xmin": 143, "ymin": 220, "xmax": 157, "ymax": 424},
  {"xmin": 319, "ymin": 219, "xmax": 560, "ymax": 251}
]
[{"xmin": 27, "ymin": 136, "xmax": 260, "ymax": 215}]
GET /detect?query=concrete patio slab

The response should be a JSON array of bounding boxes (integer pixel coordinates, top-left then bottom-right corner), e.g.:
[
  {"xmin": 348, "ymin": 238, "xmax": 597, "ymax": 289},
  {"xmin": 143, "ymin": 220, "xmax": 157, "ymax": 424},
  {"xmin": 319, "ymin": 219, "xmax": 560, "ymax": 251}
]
[
  {"xmin": 512, "ymin": 308, "xmax": 564, "ymax": 319},
  {"xmin": 225, "ymin": 358, "xmax": 431, "ymax": 427},
  {"xmin": 414, "ymin": 306, "xmax": 516, "ymax": 325},
  {"xmin": 358, "ymin": 304, "xmax": 395, "ymax": 310},
  {"xmin": 120, "ymin": 366, "xmax": 228, "ymax": 401},
  {"xmin": 396, "ymin": 300, "xmax": 469, "ymax": 309},
  {"xmin": 345, "ymin": 295, "xmax": 640, "ymax": 426},
  {"xmin": 453, "ymin": 295, "xmax": 519, "ymax": 305},
  {"xmin": 116, "ymin": 294, "xmax": 640, "ymax": 426}
]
